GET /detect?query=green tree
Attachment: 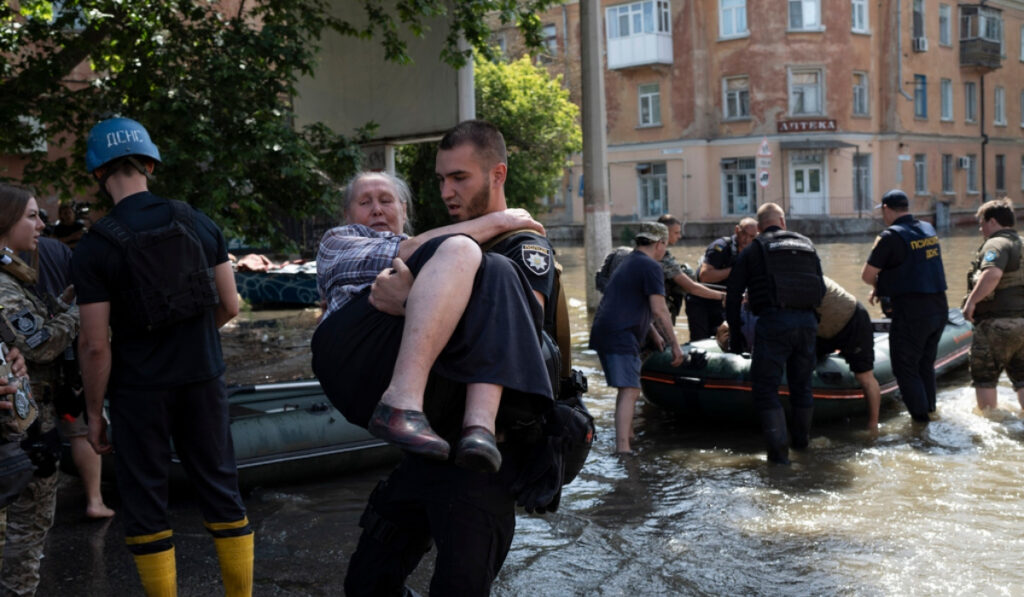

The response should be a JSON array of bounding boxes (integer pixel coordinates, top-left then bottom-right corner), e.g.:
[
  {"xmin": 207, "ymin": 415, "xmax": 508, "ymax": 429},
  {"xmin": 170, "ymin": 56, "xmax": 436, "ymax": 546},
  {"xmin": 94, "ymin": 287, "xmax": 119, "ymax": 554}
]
[
  {"xmin": 0, "ymin": 0, "xmax": 559, "ymax": 248},
  {"xmin": 399, "ymin": 52, "xmax": 581, "ymax": 232}
]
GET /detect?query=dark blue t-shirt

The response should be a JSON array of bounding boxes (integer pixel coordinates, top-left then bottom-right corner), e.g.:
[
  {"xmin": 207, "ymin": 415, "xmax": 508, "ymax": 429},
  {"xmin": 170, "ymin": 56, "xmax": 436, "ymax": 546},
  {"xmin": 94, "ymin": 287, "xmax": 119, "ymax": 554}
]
[
  {"xmin": 71, "ymin": 191, "xmax": 228, "ymax": 389},
  {"xmin": 589, "ymin": 250, "xmax": 665, "ymax": 354}
]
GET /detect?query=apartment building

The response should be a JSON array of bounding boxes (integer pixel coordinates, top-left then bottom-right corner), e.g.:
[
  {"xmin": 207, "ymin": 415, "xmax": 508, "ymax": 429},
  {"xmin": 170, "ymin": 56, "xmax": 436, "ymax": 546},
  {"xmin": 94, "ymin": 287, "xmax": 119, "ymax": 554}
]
[{"xmin": 494, "ymin": 0, "xmax": 1024, "ymax": 226}]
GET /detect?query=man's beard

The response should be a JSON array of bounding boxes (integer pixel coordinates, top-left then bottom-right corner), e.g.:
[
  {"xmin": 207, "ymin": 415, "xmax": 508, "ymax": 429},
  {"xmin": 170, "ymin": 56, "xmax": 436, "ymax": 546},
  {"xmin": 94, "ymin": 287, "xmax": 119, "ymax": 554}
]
[{"xmin": 452, "ymin": 185, "xmax": 491, "ymax": 222}]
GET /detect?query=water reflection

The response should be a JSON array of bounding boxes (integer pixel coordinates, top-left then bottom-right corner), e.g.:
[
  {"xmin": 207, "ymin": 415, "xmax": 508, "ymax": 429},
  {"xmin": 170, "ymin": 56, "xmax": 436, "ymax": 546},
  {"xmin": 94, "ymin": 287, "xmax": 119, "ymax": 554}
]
[{"xmin": 497, "ymin": 232, "xmax": 1024, "ymax": 596}]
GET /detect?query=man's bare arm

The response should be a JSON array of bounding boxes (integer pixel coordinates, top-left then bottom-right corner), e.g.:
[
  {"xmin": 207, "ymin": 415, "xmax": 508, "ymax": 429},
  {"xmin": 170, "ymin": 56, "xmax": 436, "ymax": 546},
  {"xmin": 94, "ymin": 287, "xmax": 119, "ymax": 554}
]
[
  {"xmin": 213, "ymin": 261, "xmax": 240, "ymax": 328},
  {"xmin": 963, "ymin": 267, "xmax": 1003, "ymax": 322},
  {"xmin": 673, "ymin": 273, "xmax": 725, "ymax": 302},
  {"xmin": 79, "ymin": 302, "xmax": 113, "ymax": 455},
  {"xmin": 698, "ymin": 263, "xmax": 731, "ymax": 284},
  {"xmin": 650, "ymin": 294, "xmax": 684, "ymax": 366}
]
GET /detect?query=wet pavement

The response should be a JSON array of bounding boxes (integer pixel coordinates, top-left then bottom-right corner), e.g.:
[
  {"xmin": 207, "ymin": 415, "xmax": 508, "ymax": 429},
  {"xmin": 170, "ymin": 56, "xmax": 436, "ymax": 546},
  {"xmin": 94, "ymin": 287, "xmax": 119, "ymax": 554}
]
[{"xmin": 39, "ymin": 466, "xmax": 415, "ymax": 596}]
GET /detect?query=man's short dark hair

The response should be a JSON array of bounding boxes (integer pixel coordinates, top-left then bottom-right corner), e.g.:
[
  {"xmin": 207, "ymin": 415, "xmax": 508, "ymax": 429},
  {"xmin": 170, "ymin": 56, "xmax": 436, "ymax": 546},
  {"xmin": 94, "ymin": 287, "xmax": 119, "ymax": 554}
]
[
  {"xmin": 657, "ymin": 214, "xmax": 681, "ymax": 228},
  {"xmin": 439, "ymin": 120, "xmax": 507, "ymax": 168},
  {"xmin": 976, "ymin": 197, "xmax": 1015, "ymax": 228}
]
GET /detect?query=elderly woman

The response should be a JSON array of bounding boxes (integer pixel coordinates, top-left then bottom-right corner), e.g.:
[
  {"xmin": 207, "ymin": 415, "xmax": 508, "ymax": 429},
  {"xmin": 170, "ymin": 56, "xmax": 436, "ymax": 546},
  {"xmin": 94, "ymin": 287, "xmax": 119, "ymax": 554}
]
[{"xmin": 312, "ymin": 171, "xmax": 552, "ymax": 473}]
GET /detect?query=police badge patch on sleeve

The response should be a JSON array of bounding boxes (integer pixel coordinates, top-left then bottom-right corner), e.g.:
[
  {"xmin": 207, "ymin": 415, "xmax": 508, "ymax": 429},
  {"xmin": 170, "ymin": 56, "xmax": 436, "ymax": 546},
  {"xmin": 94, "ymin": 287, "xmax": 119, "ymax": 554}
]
[
  {"xmin": 521, "ymin": 244, "xmax": 551, "ymax": 275},
  {"xmin": 984, "ymin": 250, "xmax": 998, "ymax": 262}
]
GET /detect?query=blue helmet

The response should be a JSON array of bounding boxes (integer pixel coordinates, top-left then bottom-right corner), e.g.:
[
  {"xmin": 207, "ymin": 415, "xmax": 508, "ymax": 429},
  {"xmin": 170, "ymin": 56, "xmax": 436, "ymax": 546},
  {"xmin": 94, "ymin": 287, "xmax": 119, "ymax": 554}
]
[{"xmin": 85, "ymin": 117, "xmax": 161, "ymax": 173}]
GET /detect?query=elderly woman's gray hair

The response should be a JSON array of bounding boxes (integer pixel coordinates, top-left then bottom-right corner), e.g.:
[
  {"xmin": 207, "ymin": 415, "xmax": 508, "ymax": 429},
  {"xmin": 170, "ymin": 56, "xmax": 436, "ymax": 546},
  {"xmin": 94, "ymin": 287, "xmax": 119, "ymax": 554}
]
[{"xmin": 340, "ymin": 171, "xmax": 414, "ymax": 233}]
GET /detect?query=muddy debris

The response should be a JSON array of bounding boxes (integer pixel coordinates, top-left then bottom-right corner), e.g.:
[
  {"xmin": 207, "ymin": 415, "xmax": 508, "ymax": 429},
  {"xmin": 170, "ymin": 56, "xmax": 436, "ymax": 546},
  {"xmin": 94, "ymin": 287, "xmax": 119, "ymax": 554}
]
[{"xmin": 220, "ymin": 308, "xmax": 320, "ymax": 385}]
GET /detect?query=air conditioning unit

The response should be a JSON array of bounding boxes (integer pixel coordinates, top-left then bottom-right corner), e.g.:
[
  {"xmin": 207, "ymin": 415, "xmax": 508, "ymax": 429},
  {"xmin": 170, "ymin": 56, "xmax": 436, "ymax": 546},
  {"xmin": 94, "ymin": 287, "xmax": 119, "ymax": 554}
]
[
  {"xmin": 957, "ymin": 156, "xmax": 972, "ymax": 169},
  {"xmin": 912, "ymin": 37, "xmax": 928, "ymax": 52}
]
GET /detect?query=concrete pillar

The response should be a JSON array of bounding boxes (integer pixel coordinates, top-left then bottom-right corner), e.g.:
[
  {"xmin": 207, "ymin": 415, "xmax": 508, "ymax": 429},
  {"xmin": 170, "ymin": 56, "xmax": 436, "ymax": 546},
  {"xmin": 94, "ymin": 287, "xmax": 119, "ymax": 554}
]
[
  {"xmin": 457, "ymin": 36, "xmax": 476, "ymax": 121},
  {"xmin": 580, "ymin": 0, "xmax": 612, "ymax": 313}
]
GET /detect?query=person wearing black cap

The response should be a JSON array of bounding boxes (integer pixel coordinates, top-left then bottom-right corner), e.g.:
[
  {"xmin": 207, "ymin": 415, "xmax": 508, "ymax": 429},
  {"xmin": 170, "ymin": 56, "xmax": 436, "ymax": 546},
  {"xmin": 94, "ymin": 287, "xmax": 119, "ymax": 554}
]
[
  {"xmin": 861, "ymin": 189, "xmax": 948, "ymax": 423},
  {"xmin": 726, "ymin": 202, "xmax": 825, "ymax": 464}
]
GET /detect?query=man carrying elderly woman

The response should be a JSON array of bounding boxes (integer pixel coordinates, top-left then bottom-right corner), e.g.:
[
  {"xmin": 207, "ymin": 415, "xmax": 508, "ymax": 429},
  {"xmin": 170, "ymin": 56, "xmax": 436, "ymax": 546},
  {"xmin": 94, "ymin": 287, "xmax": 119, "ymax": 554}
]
[{"xmin": 312, "ymin": 170, "xmax": 552, "ymax": 474}]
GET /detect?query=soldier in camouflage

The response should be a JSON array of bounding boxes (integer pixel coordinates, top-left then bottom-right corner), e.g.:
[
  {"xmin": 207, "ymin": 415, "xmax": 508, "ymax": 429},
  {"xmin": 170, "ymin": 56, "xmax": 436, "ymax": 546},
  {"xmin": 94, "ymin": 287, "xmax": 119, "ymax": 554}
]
[
  {"xmin": 962, "ymin": 198, "xmax": 1024, "ymax": 412},
  {"xmin": 0, "ymin": 184, "xmax": 80, "ymax": 597}
]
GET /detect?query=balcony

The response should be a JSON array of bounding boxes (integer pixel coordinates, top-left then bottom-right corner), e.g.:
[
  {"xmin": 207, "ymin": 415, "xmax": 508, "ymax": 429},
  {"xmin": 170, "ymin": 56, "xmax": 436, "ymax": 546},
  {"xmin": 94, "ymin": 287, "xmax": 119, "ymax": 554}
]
[
  {"xmin": 607, "ymin": 32, "xmax": 673, "ymax": 70},
  {"xmin": 959, "ymin": 38, "xmax": 1002, "ymax": 72},
  {"xmin": 959, "ymin": 5, "xmax": 1003, "ymax": 73}
]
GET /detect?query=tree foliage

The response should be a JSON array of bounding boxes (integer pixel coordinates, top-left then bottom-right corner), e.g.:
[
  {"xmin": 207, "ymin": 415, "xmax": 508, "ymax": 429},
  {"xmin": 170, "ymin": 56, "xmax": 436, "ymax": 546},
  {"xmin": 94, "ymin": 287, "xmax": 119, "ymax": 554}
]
[
  {"xmin": 399, "ymin": 52, "xmax": 581, "ymax": 232},
  {"xmin": 0, "ymin": 0, "xmax": 560, "ymax": 248}
]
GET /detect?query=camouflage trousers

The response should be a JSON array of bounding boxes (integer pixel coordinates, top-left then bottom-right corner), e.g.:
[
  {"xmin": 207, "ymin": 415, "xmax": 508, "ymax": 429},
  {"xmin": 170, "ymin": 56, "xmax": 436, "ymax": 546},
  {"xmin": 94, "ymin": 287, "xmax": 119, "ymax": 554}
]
[
  {"xmin": 970, "ymin": 317, "xmax": 1024, "ymax": 388},
  {"xmin": 0, "ymin": 399, "xmax": 59, "ymax": 597},
  {"xmin": 0, "ymin": 470, "xmax": 58, "ymax": 597}
]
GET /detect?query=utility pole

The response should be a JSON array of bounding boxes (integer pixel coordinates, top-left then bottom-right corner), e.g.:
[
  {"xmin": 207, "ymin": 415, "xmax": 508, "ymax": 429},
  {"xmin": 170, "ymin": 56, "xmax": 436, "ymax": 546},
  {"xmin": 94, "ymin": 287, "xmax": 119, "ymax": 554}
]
[{"xmin": 580, "ymin": 0, "xmax": 612, "ymax": 313}]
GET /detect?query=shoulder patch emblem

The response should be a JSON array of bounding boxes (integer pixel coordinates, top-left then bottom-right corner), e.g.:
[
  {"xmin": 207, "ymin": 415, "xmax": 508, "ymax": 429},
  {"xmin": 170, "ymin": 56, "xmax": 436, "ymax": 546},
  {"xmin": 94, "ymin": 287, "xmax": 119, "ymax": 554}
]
[
  {"xmin": 9, "ymin": 308, "xmax": 36, "ymax": 336},
  {"xmin": 983, "ymin": 249, "xmax": 998, "ymax": 262},
  {"xmin": 713, "ymin": 245, "xmax": 724, "ymax": 252},
  {"xmin": 521, "ymin": 244, "xmax": 551, "ymax": 275}
]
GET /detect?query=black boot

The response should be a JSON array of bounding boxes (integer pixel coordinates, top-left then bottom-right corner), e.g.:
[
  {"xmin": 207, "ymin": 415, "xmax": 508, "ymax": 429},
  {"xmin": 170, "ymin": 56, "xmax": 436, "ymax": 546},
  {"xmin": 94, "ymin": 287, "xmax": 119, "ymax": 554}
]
[
  {"xmin": 790, "ymin": 407, "xmax": 814, "ymax": 450},
  {"xmin": 759, "ymin": 408, "xmax": 790, "ymax": 464}
]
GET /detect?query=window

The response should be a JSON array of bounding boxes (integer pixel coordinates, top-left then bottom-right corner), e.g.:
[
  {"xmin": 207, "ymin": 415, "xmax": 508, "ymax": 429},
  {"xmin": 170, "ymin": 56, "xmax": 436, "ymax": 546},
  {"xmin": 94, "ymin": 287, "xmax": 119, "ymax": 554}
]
[
  {"xmin": 723, "ymin": 76, "xmax": 750, "ymax": 119},
  {"xmin": 967, "ymin": 154, "xmax": 978, "ymax": 193},
  {"xmin": 851, "ymin": 0, "xmax": 867, "ymax": 33},
  {"xmin": 960, "ymin": 6, "xmax": 1002, "ymax": 43},
  {"xmin": 494, "ymin": 33, "xmax": 507, "ymax": 55},
  {"xmin": 607, "ymin": 0, "xmax": 671, "ymax": 39},
  {"xmin": 914, "ymin": 154, "xmax": 927, "ymax": 193},
  {"xmin": 542, "ymin": 24, "xmax": 558, "ymax": 55},
  {"xmin": 995, "ymin": 154, "xmax": 1006, "ymax": 191},
  {"xmin": 854, "ymin": 154, "xmax": 872, "ymax": 211},
  {"xmin": 940, "ymin": 79, "xmax": 953, "ymax": 121},
  {"xmin": 1020, "ymin": 91, "xmax": 1024, "ymax": 126},
  {"xmin": 789, "ymin": 67, "xmax": 823, "ymax": 115},
  {"xmin": 941, "ymin": 154, "xmax": 954, "ymax": 193},
  {"xmin": 853, "ymin": 72, "xmax": 869, "ymax": 116},
  {"xmin": 994, "ymin": 86, "xmax": 1006, "ymax": 125},
  {"xmin": 720, "ymin": 0, "xmax": 747, "ymax": 37},
  {"xmin": 939, "ymin": 5, "xmax": 952, "ymax": 45},
  {"xmin": 965, "ymin": 81, "xmax": 977, "ymax": 122},
  {"xmin": 721, "ymin": 158, "xmax": 757, "ymax": 215},
  {"xmin": 913, "ymin": 0, "xmax": 925, "ymax": 39},
  {"xmin": 788, "ymin": 0, "xmax": 821, "ymax": 31},
  {"xmin": 913, "ymin": 74, "xmax": 927, "ymax": 118},
  {"xmin": 638, "ymin": 83, "xmax": 661, "ymax": 126},
  {"xmin": 638, "ymin": 162, "xmax": 668, "ymax": 217}
]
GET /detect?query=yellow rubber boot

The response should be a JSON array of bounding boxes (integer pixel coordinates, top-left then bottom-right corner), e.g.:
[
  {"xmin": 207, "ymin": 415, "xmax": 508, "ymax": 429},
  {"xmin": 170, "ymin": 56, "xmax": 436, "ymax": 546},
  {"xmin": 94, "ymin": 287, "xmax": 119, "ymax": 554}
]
[
  {"xmin": 212, "ymin": 532, "xmax": 254, "ymax": 597},
  {"xmin": 132, "ymin": 547, "xmax": 177, "ymax": 597}
]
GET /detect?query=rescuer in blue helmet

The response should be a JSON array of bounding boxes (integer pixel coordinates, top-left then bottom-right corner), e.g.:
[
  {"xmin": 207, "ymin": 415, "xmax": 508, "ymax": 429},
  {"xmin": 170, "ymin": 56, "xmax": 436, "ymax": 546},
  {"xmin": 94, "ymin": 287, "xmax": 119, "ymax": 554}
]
[
  {"xmin": 73, "ymin": 117, "xmax": 253, "ymax": 596},
  {"xmin": 85, "ymin": 117, "xmax": 162, "ymax": 195}
]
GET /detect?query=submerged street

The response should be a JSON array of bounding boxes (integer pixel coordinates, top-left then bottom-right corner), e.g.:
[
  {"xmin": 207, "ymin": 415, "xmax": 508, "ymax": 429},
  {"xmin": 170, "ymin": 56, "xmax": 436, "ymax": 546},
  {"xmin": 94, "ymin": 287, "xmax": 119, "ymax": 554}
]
[{"xmin": 38, "ymin": 232, "xmax": 1024, "ymax": 596}]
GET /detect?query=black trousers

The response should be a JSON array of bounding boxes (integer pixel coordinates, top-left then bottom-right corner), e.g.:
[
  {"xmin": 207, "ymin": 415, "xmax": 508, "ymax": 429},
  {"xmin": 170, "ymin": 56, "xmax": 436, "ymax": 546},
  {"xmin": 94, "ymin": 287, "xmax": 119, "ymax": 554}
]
[
  {"xmin": 685, "ymin": 295, "xmax": 725, "ymax": 341},
  {"xmin": 344, "ymin": 455, "xmax": 517, "ymax": 597},
  {"xmin": 751, "ymin": 309, "xmax": 818, "ymax": 411},
  {"xmin": 109, "ymin": 376, "xmax": 246, "ymax": 548},
  {"xmin": 889, "ymin": 309, "xmax": 946, "ymax": 421}
]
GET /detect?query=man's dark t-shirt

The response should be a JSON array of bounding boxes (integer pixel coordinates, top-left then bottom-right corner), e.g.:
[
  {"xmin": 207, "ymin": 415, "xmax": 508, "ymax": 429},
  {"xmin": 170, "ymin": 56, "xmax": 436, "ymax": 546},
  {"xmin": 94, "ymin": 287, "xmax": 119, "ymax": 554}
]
[
  {"xmin": 866, "ymin": 217, "xmax": 948, "ymax": 317},
  {"xmin": 71, "ymin": 192, "xmax": 228, "ymax": 389},
  {"xmin": 589, "ymin": 250, "xmax": 665, "ymax": 354}
]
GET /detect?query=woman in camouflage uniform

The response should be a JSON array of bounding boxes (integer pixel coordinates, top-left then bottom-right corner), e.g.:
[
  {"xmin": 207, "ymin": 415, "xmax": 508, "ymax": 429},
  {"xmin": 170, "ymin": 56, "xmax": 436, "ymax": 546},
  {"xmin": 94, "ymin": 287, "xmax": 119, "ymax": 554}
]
[{"xmin": 0, "ymin": 184, "xmax": 80, "ymax": 596}]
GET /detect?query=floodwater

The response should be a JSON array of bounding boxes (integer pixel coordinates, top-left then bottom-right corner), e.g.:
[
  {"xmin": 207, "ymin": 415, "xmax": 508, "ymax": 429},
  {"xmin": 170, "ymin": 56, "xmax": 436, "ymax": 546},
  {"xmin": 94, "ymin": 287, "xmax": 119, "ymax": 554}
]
[{"xmin": 39, "ymin": 229, "xmax": 1024, "ymax": 596}]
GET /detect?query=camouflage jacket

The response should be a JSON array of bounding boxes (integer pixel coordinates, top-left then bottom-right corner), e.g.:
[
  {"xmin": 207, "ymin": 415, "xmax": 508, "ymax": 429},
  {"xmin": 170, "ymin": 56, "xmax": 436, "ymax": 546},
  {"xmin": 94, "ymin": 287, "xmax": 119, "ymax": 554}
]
[{"xmin": 0, "ymin": 270, "xmax": 79, "ymax": 394}]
